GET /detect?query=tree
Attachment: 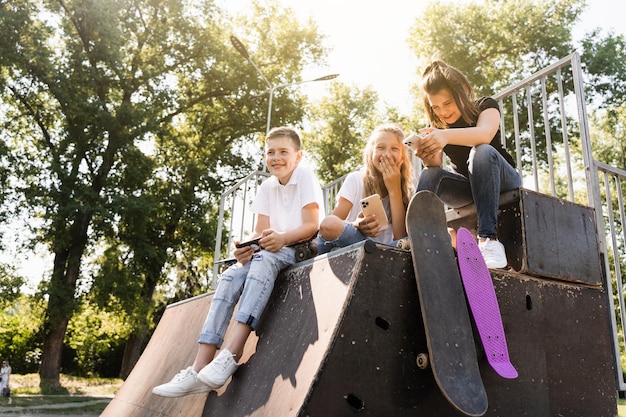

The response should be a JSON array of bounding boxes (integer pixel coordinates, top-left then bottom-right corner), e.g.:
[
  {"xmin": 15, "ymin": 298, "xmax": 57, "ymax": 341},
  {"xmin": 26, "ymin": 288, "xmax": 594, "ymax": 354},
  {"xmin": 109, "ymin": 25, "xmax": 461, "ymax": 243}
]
[
  {"xmin": 581, "ymin": 30, "xmax": 626, "ymax": 109},
  {"xmin": 304, "ymin": 82, "xmax": 381, "ymax": 184},
  {"xmin": 407, "ymin": 0, "xmax": 583, "ymax": 95},
  {"xmin": 0, "ymin": 0, "xmax": 325, "ymax": 384}
]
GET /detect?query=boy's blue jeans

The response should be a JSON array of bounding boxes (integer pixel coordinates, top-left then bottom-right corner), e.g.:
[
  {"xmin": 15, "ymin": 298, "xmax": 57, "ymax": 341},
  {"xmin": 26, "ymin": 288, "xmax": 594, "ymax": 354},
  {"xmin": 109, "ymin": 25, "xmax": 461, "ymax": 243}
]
[
  {"xmin": 198, "ymin": 247, "xmax": 295, "ymax": 347},
  {"xmin": 416, "ymin": 144, "xmax": 522, "ymax": 239}
]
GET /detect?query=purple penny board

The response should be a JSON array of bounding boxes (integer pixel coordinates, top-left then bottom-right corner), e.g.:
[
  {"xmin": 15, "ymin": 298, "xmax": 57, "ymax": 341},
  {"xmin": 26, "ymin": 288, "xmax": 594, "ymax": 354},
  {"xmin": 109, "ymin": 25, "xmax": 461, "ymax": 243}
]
[
  {"xmin": 456, "ymin": 227, "xmax": 518, "ymax": 379},
  {"xmin": 407, "ymin": 191, "xmax": 487, "ymax": 416}
]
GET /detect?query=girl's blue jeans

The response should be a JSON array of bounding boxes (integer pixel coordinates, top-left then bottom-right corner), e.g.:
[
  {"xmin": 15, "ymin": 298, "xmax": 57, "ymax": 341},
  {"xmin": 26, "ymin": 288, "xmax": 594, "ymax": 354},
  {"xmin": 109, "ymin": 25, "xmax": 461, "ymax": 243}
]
[
  {"xmin": 198, "ymin": 246, "xmax": 295, "ymax": 347},
  {"xmin": 317, "ymin": 223, "xmax": 369, "ymax": 255},
  {"xmin": 416, "ymin": 144, "xmax": 522, "ymax": 238},
  {"xmin": 317, "ymin": 223, "xmax": 399, "ymax": 254}
]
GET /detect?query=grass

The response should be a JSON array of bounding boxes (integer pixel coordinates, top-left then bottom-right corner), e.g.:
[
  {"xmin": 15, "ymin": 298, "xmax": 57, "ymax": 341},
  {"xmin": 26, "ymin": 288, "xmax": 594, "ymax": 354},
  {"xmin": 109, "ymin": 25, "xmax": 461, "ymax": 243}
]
[{"xmin": 0, "ymin": 373, "xmax": 123, "ymax": 415}]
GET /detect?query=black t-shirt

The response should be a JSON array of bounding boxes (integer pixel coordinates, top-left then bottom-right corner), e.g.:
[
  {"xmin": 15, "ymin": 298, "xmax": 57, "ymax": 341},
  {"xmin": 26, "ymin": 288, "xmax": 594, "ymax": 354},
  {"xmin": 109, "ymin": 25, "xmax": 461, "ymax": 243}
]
[{"xmin": 443, "ymin": 97, "xmax": 516, "ymax": 177}]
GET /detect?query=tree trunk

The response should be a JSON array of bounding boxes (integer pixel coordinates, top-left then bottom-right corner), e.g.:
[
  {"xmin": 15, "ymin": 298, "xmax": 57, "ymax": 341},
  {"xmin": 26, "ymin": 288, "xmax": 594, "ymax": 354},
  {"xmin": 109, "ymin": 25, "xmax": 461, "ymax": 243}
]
[
  {"xmin": 119, "ymin": 331, "xmax": 148, "ymax": 380},
  {"xmin": 39, "ymin": 319, "xmax": 68, "ymax": 385},
  {"xmin": 39, "ymin": 214, "xmax": 90, "ymax": 387}
]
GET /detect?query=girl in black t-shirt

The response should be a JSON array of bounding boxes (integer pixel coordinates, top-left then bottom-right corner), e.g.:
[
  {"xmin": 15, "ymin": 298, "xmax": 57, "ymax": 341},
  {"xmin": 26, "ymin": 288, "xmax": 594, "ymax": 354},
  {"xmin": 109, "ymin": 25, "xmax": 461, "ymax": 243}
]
[{"xmin": 412, "ymin": 60, "xmax": 521, "ymax": 268}]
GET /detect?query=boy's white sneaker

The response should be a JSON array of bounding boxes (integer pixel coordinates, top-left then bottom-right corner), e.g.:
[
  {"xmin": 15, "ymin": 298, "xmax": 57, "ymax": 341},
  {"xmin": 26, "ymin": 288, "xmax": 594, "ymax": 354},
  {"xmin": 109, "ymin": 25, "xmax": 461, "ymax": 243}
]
[
  {"xmin": 152, "ymin": 366, "xmax": 210, "ymax": 397},
  {"xmin": 197, "ymin": 349, "xmax": 240, "ymax": 389},
  {"xmin": 478, "ymin": 238, "xmax": 508, "ymax": 269}
]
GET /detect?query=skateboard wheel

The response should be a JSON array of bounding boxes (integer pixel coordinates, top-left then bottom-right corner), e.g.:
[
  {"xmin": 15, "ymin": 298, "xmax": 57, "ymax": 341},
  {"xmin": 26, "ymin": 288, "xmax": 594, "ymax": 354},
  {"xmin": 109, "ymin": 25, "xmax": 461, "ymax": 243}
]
[
  {"xmin": 416, "ymin": 353, "xmax": 429, "ymax": 369},
  {"xmin": 296, "ymin": 247, "xmax": 311, "ymax": 261},
  {"xmin": 364, "ymin": 239, "xmax": 377, "ymax": 253},
  {"xmin": 397, "ymin": 238, "xmax": 411, "ymax": 250}
]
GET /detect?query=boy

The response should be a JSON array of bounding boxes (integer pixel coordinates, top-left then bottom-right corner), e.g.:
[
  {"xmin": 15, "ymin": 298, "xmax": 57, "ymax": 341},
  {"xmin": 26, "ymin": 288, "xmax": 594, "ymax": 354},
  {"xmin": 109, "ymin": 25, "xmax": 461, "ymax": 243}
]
[{"xmin": 153, "ymin": 126, "xmax": 324, "ymax": 397}]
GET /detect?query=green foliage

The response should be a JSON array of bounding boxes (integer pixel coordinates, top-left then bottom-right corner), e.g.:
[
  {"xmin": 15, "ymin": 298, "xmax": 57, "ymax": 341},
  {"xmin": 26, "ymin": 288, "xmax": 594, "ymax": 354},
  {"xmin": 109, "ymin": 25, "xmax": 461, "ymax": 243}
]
[
  {"xmin": 589, "ymin": 107, "xmax": 626, "ymax": 170},
  {"xmin": 65, "ymin": 300, "xmax": 133, "ymax": 377},
  {"xmin": 408, "ymin": 0, "xmax": 583, "ymax": 94},
  {"xmin": 0, "ymin": 294, "xmax": 45, "ymax": 374},
  {"xmin": 304, "ymin": 82, "xmax": 381, "ymax": 183},
  {"xmin": 0, "ymin": 264, "xmax": 25, "ymax": 307},
  {"xmin": 581, "ymin": 30, "xmax": 626, "ymax": 108}
]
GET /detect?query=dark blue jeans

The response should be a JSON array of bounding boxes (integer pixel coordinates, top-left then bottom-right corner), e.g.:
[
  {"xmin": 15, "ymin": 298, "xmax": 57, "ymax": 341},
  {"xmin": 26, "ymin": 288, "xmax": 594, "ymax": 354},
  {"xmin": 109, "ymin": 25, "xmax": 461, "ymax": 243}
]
[{"xmin": 416, "ymin": 144, "xmax": 522, "ymax": 238}]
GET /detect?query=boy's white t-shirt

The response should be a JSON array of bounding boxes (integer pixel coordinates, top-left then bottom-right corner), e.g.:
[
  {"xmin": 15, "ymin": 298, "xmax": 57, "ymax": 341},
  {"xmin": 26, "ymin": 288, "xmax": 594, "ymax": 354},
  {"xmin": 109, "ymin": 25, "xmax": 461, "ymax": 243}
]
[
  {"xmin": 250, "ymin": 164, "xmax": 325, "ymax": 233},
  {"xmin": 337, "ymin": 171, "xmax": 394, "ymax": 243}
]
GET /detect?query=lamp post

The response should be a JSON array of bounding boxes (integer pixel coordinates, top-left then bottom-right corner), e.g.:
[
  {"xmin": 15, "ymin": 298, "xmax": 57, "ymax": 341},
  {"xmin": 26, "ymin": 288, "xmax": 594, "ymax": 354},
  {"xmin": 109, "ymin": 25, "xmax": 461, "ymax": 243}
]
[{"xmin": 230, "ymin": 35, "xmax": 339, "ymax": 135}]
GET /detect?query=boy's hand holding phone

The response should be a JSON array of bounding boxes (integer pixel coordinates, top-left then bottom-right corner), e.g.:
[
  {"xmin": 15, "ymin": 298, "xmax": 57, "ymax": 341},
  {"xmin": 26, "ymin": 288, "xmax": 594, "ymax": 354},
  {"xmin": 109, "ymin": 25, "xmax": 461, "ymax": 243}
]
[{"xmin": 234, "ymin": 238, "xmax": 262, "ymax": 264}]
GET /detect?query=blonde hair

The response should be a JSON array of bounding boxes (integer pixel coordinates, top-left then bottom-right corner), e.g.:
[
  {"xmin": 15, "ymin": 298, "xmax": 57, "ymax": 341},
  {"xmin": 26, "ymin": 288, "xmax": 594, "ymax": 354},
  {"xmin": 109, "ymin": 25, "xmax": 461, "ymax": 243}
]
[
  {"xmin": 362, "ymin": 124, "xmax": 414, "ymax": 209},
  {"xmin": 420, "ymin": 60, "xmax": 480, "ymax": 129}
]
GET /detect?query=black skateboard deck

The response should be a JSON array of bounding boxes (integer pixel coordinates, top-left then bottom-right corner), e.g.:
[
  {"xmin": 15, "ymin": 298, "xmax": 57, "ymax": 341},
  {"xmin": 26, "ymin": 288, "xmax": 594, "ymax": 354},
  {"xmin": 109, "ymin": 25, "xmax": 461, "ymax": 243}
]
[{"xmin": 406, "ymin": 190, "xmax": 488, "ymax": 416}]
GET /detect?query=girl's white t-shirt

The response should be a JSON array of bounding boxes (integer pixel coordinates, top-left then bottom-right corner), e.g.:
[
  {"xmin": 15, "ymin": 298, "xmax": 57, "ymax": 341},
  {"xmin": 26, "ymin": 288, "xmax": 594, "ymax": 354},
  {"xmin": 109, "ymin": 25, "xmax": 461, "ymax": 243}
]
[{"xmin": 337, "ymin": 171, "xmax": 394, "ymax": 243}]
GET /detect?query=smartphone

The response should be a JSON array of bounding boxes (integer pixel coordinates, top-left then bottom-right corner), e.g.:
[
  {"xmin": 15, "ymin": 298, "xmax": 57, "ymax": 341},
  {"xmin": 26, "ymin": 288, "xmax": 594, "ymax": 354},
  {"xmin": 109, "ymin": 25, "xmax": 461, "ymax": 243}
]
[
  {"xmin": 235, "ymin": 237, "xmax": 262, "ymax": 252},
  {"xmin": 402, "ymin": 132, "xmax": 427, "ymax": 151},
  {"xmin": 359, "ymin": 194, "xmax": 389, "ymax": 230}
]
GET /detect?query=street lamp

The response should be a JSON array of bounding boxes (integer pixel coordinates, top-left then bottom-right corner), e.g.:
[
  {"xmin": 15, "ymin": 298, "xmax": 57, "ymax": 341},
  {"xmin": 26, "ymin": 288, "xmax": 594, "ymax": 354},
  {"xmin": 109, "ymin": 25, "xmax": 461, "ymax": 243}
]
[{"xmin": 230, "ymin": 35, "xmax": 339, "ymax": 135}]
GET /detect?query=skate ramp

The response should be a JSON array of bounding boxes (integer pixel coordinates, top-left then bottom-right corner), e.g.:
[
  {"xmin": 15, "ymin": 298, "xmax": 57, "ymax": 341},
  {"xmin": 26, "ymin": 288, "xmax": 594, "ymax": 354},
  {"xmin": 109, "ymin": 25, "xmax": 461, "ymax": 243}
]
[
  {"xmin": 102, "ymin": 238, "xmax": 617, "ymax": 416},
  {"xmin": 101, "ymin": 293, "xmax": 213, "ymax": 416}
]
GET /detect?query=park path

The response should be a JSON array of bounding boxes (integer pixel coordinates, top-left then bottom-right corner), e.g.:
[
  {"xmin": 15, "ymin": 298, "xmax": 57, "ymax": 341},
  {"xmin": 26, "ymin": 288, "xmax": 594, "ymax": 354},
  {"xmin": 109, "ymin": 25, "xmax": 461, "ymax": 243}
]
[{"xmin": 0, "ymin": 397, "xmax": 110, "ymax": 416}]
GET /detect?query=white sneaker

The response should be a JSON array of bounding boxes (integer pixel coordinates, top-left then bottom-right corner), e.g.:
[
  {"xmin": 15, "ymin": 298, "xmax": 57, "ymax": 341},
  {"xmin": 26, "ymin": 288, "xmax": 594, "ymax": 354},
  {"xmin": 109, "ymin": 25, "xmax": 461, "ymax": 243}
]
[
  {"xmin": 152, "ymin": 366, "xmax": 211, "ymax": 397},
  {"xmin": 478, "ymin": 238, "xmax": 508, "ymax": 269},
  {"xmin": 197, "ymin": 349, "xmax": 240, "ymax": 389}
]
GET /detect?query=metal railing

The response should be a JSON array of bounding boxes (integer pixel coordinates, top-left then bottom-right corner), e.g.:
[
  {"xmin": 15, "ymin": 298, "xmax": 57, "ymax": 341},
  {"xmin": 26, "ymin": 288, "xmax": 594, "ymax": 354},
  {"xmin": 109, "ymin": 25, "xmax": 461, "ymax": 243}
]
[
  {"xmin": 211, "ymin": 171, "xmax": 269, "ymax": 282},
  {"xmin": 210, "ymin": 52, "xmax": 625, "ymax": 389},
  {"xmin": 492, "ymin": 52, "xmax": 623, "ymax": 389},
  {"xmin": 211, "ymin": 169, "xmax": 346, "ymax": 284}
]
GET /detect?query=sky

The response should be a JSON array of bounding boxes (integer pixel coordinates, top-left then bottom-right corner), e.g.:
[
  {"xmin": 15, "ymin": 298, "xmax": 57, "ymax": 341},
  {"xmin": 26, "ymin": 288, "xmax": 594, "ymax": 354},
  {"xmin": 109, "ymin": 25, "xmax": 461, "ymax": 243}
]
[
  {"xmin": 9, "ymin": 0, "xmax": 626, "ymax": 287},
  {"xmin": 221, "ymin": 0, "xmax": 625, "ymax": 114}
]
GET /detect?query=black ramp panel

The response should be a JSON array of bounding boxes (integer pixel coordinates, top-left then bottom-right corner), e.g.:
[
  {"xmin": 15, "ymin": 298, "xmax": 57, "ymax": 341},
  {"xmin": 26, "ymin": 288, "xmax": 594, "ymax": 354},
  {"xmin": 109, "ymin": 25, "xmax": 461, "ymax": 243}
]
[{"xmin": 201, "ymin": 243, "xmax": 364, "ymax": 416}]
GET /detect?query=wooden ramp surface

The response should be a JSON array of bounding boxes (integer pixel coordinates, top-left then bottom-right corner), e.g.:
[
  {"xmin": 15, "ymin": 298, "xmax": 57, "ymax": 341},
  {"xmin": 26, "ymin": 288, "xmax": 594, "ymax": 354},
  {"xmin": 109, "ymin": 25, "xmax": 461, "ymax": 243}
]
[{"xmin": 101, "ymin": 293, "xmax": 213, "ymax": 417}]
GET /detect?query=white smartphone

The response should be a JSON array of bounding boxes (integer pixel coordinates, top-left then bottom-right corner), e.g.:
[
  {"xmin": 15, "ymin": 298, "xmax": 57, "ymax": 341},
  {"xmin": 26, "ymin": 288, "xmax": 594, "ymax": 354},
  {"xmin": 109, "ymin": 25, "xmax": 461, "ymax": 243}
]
[
  {"xmin": 359, "ymin": 194, "xmax": 389, "ymax": 230},
  {"xmin": 402, "ymin": 132, "xmax": 427, "ymax": 151}
]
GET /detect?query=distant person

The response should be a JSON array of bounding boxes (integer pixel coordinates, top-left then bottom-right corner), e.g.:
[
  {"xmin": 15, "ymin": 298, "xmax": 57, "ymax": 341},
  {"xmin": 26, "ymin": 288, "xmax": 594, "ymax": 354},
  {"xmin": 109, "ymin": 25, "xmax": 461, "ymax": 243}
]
[
  {"xmin": 411, "ymin": 60, "xmax": 521, "ymax": 268},
  {"xmin": 152, "ymin": 126, "xmax": 324, "ymax": 397},
  {"xmin": 317, "ymin": 123, "xmax": 414, "ymax": 253},
  {"xmin": 1, "ymin": 360, "xmax": 11, "ymax": 404}
]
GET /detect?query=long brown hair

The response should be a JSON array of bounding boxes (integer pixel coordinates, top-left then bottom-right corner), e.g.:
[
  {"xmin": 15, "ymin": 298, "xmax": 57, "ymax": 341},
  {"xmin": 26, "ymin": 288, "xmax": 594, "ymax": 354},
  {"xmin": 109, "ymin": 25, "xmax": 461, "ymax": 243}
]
[
  {"xmin": 420, "ymin": 60, "xmax": 480, "ymax": 129},
  {"xmin": 362, "ymin": 124, "xmax": 414, "ymax": 209}
]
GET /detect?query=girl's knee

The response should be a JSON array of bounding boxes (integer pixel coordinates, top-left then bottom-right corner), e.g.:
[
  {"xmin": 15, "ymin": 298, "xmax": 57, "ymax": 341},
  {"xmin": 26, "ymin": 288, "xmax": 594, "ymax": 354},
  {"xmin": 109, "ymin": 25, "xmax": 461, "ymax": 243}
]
[
  {"xmin": 471, "ymin": 144, "xmax": 498, "ymax": 163},
  {"xmin": 417, "ymin": 166, "xmax": 445, "ymax": 191},
  {"xmin": 319, "ymin": 215, "xmax": 345, "ymax": 240}
]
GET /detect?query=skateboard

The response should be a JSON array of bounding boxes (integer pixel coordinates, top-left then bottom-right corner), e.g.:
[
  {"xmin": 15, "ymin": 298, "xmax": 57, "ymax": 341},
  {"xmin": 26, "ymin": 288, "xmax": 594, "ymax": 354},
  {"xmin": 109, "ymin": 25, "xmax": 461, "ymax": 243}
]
[
  {"xmin": 456, "ymin": 227, "xmax": 518, "ymax": 379},
  {"xmin": 406, "ymin": 191, "xmax": 488, "ymax": 416}
]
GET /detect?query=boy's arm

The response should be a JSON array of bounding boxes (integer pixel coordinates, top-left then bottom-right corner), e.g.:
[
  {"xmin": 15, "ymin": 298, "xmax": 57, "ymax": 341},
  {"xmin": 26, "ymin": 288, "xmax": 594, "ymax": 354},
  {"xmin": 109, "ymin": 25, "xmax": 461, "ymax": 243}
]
[{"xmin": 258, "ymin": 202, "xmax": 320, "ymax": 252}]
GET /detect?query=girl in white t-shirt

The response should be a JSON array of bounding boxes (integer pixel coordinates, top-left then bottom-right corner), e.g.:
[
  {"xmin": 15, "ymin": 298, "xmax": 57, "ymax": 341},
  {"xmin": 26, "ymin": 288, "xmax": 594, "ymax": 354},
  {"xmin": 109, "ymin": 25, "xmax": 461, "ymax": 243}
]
[{"xmin": 318, "ymin": 124, "xmax": 414, "ymax": 253}]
